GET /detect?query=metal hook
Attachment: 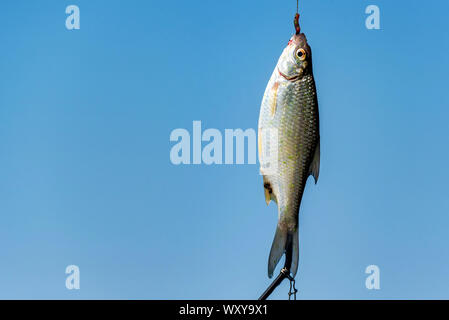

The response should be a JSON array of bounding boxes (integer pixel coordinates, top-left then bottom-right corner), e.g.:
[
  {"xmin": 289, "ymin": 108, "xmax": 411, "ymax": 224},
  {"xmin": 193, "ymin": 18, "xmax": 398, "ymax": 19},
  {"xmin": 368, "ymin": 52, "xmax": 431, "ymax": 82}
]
[
  {"xmin": 288, "ymin": 277, "xmax": 298, "ymax": 300},
  {"xmin": 281, "ymin": 268, "xmax": 298, "ymax": 300}
]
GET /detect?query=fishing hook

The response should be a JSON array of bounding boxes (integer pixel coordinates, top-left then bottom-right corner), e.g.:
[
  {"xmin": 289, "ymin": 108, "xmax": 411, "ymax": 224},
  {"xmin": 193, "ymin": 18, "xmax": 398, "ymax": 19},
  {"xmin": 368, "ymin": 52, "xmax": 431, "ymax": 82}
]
[{"xmin": 294, "ymin": 0, "xmax": 301, "ymax": 34}]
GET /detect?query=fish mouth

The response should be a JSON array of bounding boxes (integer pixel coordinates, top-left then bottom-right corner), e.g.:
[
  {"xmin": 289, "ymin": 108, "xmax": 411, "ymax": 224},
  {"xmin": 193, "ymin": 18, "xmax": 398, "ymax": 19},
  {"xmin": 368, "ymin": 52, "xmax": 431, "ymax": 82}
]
[{"xmin": 278, "ymin": 68, "xmax": 301, "ymax": 82}]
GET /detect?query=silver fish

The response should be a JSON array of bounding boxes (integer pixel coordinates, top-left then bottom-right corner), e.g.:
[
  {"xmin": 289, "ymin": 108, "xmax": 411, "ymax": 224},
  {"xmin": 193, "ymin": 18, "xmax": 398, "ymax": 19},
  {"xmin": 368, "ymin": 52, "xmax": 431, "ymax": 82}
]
[{"xmin": 258, "ymin": 32, "xmax": 320, "ymax": 278}]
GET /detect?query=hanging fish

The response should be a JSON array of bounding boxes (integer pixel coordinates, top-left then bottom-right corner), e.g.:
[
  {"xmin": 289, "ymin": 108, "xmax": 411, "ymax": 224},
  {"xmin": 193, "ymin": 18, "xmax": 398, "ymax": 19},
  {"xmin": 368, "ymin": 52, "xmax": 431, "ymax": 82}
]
[{"xmin": 258, "ymin": 14, "xmax": 320, "ymax": 278}]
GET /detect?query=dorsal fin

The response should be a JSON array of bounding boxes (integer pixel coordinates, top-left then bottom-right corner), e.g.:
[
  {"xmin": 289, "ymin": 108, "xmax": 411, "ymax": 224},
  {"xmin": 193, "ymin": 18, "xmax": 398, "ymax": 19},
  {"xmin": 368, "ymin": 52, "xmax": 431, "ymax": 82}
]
[{"xmin": 309, "ymin": 139, "xmax": 320, "ymax": 184}]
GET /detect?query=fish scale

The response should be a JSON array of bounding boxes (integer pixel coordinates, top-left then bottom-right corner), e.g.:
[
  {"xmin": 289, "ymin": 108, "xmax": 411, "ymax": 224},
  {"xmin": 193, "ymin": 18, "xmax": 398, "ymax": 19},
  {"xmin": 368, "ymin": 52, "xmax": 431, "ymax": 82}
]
[{"xmin": 258, "ymin": 33, "xmax": 320, "ymax": 278}]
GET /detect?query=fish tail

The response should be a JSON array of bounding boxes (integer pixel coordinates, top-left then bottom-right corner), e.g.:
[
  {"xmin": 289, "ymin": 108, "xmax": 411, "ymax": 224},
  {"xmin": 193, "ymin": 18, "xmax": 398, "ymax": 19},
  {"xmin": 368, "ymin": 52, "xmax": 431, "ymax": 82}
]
[{"xmin": 268, "ymin": 226, "xmax": 299, "ymax": 278}]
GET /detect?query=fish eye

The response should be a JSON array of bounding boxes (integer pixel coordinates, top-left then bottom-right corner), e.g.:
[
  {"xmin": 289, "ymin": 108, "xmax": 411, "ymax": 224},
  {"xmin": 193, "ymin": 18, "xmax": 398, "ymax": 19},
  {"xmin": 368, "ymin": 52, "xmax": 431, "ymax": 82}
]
[{"xmin": 296, "ymin": 48, "xmax": 306, "ymax": 61}]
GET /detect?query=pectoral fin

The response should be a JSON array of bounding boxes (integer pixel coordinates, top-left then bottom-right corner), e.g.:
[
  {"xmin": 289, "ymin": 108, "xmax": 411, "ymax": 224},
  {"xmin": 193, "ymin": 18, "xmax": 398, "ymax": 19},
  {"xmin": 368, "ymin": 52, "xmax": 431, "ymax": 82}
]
[
  {"xmin": 269, "ymin": 82, "xmax": 280, "ymax": 118},
  {"xmin": 309, "ymin": 139, "xmax": 320, "ymax": 184}
]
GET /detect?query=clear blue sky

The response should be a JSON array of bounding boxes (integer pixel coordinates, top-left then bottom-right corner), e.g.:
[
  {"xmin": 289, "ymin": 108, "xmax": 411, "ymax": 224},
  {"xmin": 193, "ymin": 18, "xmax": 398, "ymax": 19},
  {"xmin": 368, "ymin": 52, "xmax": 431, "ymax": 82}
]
[{"xmin": 0, "ymin": 0, "xmax": 448, "ymax": 299}]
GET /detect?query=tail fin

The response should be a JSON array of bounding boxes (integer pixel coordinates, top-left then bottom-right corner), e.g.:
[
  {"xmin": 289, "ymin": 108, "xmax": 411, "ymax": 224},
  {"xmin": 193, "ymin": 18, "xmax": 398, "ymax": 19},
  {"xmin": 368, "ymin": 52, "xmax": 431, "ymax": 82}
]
[{"xmin": 268, "ymin": 226, "xmax": 299, "ymax": 278}]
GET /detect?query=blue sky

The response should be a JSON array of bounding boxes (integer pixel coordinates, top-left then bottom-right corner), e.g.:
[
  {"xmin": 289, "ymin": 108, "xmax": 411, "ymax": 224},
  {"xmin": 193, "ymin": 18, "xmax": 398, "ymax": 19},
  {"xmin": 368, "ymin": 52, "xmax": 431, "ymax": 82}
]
[{"xmin": 0, "ymin": 0, "xmax": 448, "ymax": 299}]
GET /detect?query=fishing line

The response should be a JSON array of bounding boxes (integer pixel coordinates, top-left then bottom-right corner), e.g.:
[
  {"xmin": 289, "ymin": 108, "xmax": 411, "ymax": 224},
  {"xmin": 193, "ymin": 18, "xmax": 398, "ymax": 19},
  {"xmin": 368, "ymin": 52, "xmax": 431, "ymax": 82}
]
[{"xmin": 294, "ymin": 0, "xmax": 301, "ymax": 34}]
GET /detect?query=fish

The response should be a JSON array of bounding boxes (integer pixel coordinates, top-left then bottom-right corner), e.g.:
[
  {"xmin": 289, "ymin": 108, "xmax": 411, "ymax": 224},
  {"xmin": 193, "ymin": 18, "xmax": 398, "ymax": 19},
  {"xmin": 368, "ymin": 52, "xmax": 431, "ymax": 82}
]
[{"xmin": 258, "ymin": 31, "xmax": 320, "ymax": 278}]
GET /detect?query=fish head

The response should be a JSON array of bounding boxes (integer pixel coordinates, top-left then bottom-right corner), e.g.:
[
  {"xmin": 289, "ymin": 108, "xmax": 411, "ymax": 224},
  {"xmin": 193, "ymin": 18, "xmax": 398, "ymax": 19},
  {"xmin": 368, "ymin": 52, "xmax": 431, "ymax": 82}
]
[{"xmin": 277, "ymin": 33, "xmax": 312, "ymax": 81}]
